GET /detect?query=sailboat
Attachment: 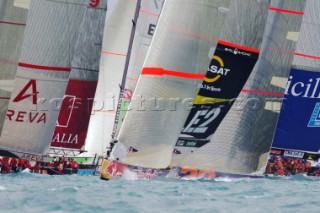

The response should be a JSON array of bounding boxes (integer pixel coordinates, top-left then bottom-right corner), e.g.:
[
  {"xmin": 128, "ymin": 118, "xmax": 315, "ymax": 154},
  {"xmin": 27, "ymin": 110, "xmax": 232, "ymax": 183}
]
[
  {"xmin": 171, "ymin": 0, "xmax": 270, "ymax": 171},
  {"xmin": 265, "ymin": 0, "xmax": 320, "ymax": 177},
  {"xmin": 171, "ymin": 0, "xmax": 306, "ymax": 178},
  {"xmin": 0, "ymin": 0, "xmax": 102, "ymax": 171},
  {"xmin": 85, "ymin": 0, "xmax": 164, "ymax": 163},
  {"xmin": 100, "ymin": 0, "xmax": 231, "ymax": 180},
  {"xmin": 36, "ymin": 0, "xmax": 108, "ymax": 175}
]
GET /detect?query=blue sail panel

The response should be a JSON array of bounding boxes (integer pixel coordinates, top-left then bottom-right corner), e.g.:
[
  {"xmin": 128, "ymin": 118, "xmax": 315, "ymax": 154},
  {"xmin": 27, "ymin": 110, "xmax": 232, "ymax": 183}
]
[{"xmin": 272, "ymin": 68, "xmax": 320, "ymax": 153}]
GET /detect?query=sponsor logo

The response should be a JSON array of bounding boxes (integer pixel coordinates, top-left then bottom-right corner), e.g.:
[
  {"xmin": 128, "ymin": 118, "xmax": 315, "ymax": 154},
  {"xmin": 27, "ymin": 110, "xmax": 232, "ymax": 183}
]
[
  {"xmin": 52, "ymin": 133, "xmax": 78, "ymax": 144},
  {"xmin": 77, "ymin": 169, "xmax": 94, "ymax": 176},
  {"xmin": 20, "ymin": 154, "xmax": 48, "ymax": 162},
  {"xmin": 6, "ymin": 80, "xmax": 47, "ymax": 124},
  {"xmin": 52, "ymin": 95, "xmax": 79, "ymax": 144},
  {"xmin": 225, "ymin": 48, "xmax": 252, "ymax": 57},
  {"xmin": 270, "ymin": 149, "xmax": 282, "ymax": 155},
  {"xmin": 204, "ymin": 55, "xmax": 231, "ymax": 84},
  {"xmin": 89, "ymin": 0, "xmax": 100, "ymax": 8},
  {"xmin": 123, "ymin": 89, "xmax": 133, "ymax": 100},
  {"xmin": 285, "ymin": 75, "xmax": 320, "ymax": 99},
  {"xmin": 104, "ymin": 161, "xmax": 124, "ymax": 178},
  {"xmin": 283, "ymin": 150, "xmax": 304, "ymax": 158},
  {"xmin": 308, "ymin": 102, "xmax": 320, "ymax": 127}
]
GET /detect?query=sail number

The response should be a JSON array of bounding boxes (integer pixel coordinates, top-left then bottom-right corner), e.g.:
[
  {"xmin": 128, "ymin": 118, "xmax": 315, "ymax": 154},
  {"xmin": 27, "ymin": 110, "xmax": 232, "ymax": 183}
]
[
  {"xmin": 183, "ymin": 108, "xmax": 221, "ymax": 134},
  {"xmin": 89, "ymin": 0, "xmax": 100, "ymax": 8}
]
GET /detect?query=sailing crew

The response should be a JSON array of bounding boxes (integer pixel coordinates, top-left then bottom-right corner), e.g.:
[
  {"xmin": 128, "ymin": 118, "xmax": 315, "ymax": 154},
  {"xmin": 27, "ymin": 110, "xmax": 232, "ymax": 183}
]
[{"xmin": 9, "ymin": 158, "xmax": 18, "ymax": 172}]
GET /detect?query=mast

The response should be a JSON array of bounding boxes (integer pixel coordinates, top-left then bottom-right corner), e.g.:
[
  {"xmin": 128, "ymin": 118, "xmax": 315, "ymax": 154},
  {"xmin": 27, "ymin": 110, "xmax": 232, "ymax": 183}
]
[{"xmin": 110, "ymin": 0, "xmax": 142, "ymax": 141}]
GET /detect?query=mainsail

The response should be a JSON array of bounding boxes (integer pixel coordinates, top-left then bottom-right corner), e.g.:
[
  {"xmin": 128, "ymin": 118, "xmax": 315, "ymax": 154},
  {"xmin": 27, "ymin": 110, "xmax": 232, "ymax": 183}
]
[
  {"xmin": 266, "ymin": 0, "xmax": 320, "ymax": 175},
  {"xmin": 0, "ymin": 0, "xmax": 87, "ymax": 155},
  {"xmin": 172, "ymin": 0, "xmax": 270, "ymax": 166},
  {"xmin": 173, "ymin": 0, "xmax": 306, "ymax": 174},
  {"xmin": 112, "ymin": 0, "xmax": 231, "ymax": 169},
  {"xmin": 85, "ymin": 0, "xmax": 164, "ymax": 156},
  {"xmin": 0, "ymin": 0, "xmax": 28, "ymax": 135},
  {"xmin": 50, "ymin": 0, "xmax": 107, "ymax": 154}
]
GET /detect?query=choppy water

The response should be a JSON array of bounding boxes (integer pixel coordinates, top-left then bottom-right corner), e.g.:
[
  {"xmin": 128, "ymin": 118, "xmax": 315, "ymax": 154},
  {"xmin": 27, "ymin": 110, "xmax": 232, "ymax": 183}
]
[{"xmin": 0, "ymin": 173, "xmax": 319, "ymax": 213}]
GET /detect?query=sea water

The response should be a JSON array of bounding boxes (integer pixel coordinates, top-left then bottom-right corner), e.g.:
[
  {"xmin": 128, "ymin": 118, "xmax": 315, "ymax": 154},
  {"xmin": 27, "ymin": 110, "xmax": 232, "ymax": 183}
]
[{"xmin": 0, "ymin": 173, "xmax": 319, "ymax": 213}]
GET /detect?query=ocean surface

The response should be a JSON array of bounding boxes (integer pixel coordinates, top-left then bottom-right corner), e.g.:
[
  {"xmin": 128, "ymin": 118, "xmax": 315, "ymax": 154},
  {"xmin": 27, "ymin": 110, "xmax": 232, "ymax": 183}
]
[{"xmin": 0, "ymin": 172, "xmax": 319, "ymax": 213}]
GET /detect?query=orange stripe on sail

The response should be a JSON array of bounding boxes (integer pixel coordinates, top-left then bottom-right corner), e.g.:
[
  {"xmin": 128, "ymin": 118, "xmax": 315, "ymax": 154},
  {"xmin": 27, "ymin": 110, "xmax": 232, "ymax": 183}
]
[
  {"xmin": 101, "ymin": 51, "xmax": 127, "ymax": 56},
  {"xmin": 139, "ymin": 10, "xmax": 159, "ymax": 17},
  {"xmin": 218, "ymin": 40, "xmax": 260, "ymax": 54},
  {"xmin": 141, "ymin": 67, "xmax": 205, "ymax": 79},
  {"xmin": 127, "ymin": 77, "xmax": 138, "ymax": 81}
]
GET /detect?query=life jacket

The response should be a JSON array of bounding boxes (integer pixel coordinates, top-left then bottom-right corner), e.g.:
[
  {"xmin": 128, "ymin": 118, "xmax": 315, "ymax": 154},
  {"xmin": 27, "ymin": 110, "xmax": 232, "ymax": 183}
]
[
  {"xmin": 72, "ymin": 162, "xmax": 79, "ymax": 169},
  {"xmin": 33, "ymin": 162, "xmax": 41, "ymax": 173},
  {"xmin": 10, "ymin": 158, "xmax": 18, "ymax": 166},
  {"xmin": 305, "ymin": 162, "xmax": 311, "ymax": 169},
  {"xmin": 25, "ymin": 162, "xmax": 32, "ymax": 169},
  {"xmin": 277, "ymin": 169, "xmax": 285, "ymax": 176}
]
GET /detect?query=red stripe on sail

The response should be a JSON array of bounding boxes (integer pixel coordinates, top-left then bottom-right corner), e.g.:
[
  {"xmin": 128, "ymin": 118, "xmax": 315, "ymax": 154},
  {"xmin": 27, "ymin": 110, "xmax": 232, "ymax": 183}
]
[
  {"xmin": 242, "ymin": 89, "xmax": 284, "ymax": 97},
  {"xmin": 18, "ymin": 63, "xmax": 71, "ymax": 72},
  {"xmin": 218, "ymin": 40, "xmax": 260, "ymax": 54},
  {"xmin": 294, "ymin": 52, "xmax": 320, "ymax": 60},
  {"xmin": 269, "ymin": 48, "xmax": 320, "ymax": 60},
  {"xmin": 0, "ymin": 21, "xmax": 26, "ymax": 26},
  {"xmin": 140, "ymin": 10, "xmax": 159, "ymax": 17},
  {"xmin": 141, "ymin": 67, "xmax": 205, "ymax": 79},
  {"xmin": 269, "ymin": 7, "xmax": 304, "ymax": 15}
]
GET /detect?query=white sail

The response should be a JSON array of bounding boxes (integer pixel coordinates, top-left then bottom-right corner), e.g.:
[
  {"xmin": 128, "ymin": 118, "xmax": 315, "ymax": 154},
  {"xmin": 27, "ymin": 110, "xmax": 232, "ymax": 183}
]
[
  {"xmin": 175, "ymin": 0, "xmax": 306, "ymax": 174},
  {"xmin": 0, "ymin": 0, "xmax": 28, "ymax": 135},
  {"xmin": 0, "ymin": 0, "xmax": 88, "ymax": 155},
  {"xmin": 85, "ymin": 0, "xmax": 163, "ymax": 156},
  {"xmin": 50, "ymin": 0, "xmax": 107, "ymax": 153},
  {"xmin": 112, "ymin": 0, "xmax": 231, "ymax": 169}
]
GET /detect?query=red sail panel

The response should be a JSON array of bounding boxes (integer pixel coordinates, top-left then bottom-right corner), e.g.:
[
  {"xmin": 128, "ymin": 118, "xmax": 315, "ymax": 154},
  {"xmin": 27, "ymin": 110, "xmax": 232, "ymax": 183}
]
[{"xmin": 51, "ymin": 80, "xmax": 97, "ymax": 150}]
